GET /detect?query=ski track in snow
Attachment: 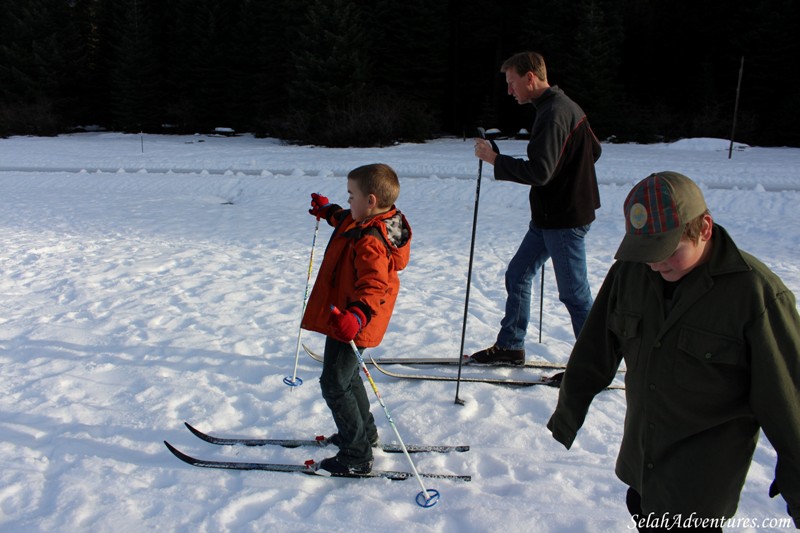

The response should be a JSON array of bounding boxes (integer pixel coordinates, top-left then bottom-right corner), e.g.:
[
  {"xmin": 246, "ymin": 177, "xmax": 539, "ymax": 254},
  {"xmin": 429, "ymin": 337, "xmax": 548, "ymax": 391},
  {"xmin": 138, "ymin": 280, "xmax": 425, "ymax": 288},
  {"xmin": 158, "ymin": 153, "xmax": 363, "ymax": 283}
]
[{"xmin": 0, "ymin": 133, "xmax": 798, "ymax": 532}]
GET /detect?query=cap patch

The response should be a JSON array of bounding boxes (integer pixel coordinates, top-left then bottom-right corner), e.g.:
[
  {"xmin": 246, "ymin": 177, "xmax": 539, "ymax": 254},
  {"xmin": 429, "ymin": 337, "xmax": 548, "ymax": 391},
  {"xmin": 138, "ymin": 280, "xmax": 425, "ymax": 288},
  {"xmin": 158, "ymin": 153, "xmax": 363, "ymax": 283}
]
[{"xmin": 629, "ymin": 203, "xmax": 648, "ymax": 230}]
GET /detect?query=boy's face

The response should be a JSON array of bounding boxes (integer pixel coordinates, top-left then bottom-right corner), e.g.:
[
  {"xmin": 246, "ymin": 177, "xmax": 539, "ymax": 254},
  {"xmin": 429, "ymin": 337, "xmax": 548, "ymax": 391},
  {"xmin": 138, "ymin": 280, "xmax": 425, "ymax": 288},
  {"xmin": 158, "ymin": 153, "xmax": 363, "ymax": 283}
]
[
  {"xmin": 646, "ymin": 239, "xmax": 706, "ymax": 282},
  {"xmin": 645, "ymin": 215, "xmax": 713, "ymax": 282},
  {"xmin": 347, "ymin": 179, "xmax": 373, "ymax": 222}
]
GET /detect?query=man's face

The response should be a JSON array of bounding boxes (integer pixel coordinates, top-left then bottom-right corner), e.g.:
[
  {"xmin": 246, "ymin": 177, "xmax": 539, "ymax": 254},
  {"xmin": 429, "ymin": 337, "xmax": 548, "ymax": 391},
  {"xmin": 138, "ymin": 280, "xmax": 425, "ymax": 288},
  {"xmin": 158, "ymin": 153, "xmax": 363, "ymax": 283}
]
[{"xmin": 506, "ymin": 69, "xmax": 535, "ymax": 104}]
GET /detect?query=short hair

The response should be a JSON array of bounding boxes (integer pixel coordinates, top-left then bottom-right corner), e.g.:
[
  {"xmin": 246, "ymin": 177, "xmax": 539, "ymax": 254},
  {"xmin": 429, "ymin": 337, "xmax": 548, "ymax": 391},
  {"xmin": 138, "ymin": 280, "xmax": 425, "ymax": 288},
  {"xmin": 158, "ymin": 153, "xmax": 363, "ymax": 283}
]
[
  {"xmin": 683, "ymin": 209, "xmax": 711, "ymax": 244},
  {"xmin": 347, "ymin": 163, "xmax": 400, "ymax": 208},
  {"xmin": 501, "ymin": 52, "xmax": 547, "ymax": 81}
]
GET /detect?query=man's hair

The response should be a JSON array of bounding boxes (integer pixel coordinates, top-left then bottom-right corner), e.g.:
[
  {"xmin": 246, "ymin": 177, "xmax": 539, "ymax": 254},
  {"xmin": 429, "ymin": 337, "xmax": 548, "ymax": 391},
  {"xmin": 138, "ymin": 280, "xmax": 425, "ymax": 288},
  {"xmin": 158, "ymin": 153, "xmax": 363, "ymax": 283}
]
[
  {"xmin": 683, "ymin": 209, "xmax": 711, "ymax": 243},
  {"xmin": 501, "ymin": 52, "xmax": 547, "ymax": 81},
  {"xmin": 348, "ymin": 163, "xmax": 400, "ymax": 208}
]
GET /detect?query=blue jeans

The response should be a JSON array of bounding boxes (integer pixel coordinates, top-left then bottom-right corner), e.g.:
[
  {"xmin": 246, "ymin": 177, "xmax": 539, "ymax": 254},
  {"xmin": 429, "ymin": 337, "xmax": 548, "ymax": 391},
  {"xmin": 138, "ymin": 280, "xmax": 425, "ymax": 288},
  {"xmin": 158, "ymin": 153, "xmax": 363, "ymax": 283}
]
[
  {"xmin": 320, "ymin": 337, "xmax": 377, "ymax": 465},
  {"xmin": 496, "ymin": 221, "xmax": 593, "ymax": 349}
]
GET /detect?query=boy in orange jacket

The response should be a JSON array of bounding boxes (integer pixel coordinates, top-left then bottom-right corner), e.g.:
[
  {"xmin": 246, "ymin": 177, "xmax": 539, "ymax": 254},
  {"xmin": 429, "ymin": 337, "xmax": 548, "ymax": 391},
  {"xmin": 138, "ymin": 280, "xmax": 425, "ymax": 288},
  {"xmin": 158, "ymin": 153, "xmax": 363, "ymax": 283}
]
[{"xmin": 302, "ymin": 163, "xmax": 411, "ymax": 475}]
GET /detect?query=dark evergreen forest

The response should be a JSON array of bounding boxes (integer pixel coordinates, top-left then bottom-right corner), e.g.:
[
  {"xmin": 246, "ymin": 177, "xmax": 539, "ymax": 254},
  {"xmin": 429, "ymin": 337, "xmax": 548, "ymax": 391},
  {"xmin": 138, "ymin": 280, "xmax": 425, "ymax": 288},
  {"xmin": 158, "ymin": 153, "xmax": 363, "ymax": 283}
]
[{"xmin": 1, "ymin": 0, "xmax": 798, "ymax": 146}]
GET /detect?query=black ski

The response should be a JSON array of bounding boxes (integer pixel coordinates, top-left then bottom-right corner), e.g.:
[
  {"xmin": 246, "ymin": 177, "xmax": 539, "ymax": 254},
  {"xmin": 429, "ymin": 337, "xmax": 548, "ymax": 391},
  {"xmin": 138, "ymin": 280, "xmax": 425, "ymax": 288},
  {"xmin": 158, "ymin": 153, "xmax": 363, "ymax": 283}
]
[
  {"xmin": 369, "ymin": 354, "xmax": 626, "ymax": 390},
  {"xmin": 183, "ymin": 422, "xmax": 469, "ymax": 453},
  {"xmin": 302, "ymin": 343, "xmax": 569, "ymax": 370},
  {"xmin": 163, "ymin": 441, "xmax": 471, "ymax": 481}
]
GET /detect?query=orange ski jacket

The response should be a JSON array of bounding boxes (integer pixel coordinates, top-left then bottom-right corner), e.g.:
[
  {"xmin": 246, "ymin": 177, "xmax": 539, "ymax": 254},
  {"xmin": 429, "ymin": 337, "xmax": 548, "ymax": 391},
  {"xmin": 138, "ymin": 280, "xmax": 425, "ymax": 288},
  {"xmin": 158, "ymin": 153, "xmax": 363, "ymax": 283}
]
[{"xmin": 302, "ymin": 206, "xmax": 411, "ymax": 347}]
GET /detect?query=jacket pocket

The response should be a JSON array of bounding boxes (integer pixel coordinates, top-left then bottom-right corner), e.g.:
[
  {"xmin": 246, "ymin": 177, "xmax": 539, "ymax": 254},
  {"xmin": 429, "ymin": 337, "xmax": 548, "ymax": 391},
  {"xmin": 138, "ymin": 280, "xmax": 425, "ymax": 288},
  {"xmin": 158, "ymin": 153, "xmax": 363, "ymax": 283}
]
[
  {"xmin": 674, "ymin": 326, "xmax": 747, "ymax": 393},
  {"xmin": 608, "ymin": 311, "xmax": 642, "ymax": 370}
]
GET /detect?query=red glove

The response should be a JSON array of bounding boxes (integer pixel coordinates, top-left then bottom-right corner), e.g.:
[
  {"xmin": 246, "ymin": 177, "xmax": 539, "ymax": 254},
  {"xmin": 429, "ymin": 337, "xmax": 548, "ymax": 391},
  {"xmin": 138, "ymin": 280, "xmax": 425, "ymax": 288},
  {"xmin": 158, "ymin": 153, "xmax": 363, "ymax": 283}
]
[
  {"xmin": 309, "ymin": 193, "xmax": 332, "ymax": 219},
  {"xmin": 329, "ymin": 306, "xmax": 367, "ymax": 342}
]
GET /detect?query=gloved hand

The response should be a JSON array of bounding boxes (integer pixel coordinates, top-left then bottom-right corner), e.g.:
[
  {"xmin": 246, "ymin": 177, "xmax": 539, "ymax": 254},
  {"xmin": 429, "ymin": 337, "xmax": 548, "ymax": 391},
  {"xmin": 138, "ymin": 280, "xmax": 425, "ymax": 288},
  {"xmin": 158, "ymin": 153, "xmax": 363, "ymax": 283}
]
[
  {"xmin": 329, "ymin": 306, "xmax": 367, "ymax": 342},
  {"xmin": 309, "ymin": 193, "xmax": 332, "ymax": 219}
]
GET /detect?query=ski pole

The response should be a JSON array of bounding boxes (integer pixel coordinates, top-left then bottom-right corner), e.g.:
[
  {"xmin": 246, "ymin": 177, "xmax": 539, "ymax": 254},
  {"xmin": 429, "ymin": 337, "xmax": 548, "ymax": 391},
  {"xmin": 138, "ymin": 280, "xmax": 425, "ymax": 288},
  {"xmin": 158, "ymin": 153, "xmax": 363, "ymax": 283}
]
[
  {"xmin": 538, "ymin": 262, "xmax": 545, "ymax": 343},
  {"xmin": 284, "ymin": 217, "xmax": 321, "ymax": 387},
  {"xmin": 349, "ymin": 339, "xmax": 440, "ymax": 507},
  {"xmin": 333, "ymin": 310, "xmax": 440, "ymax": 507},
  {"xmin": 454, "ymin": 127, "xmax": 486, "ymax": 406}
]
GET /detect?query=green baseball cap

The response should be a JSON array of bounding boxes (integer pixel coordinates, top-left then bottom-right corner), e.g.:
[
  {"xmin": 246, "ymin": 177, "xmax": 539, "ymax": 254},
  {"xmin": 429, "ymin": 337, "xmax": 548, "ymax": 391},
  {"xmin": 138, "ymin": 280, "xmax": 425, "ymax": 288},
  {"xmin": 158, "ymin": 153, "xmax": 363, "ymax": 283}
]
[{"xmin": 615, "ymin": 171, "xmax": 708, "ymax": 263}]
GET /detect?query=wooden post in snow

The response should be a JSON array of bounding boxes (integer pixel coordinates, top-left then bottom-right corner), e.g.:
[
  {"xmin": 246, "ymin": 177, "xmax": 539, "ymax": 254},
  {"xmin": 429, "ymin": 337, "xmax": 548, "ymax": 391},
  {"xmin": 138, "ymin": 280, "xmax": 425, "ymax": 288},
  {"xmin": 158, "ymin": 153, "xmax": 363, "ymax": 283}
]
[{"xmin": 728, "ymin": 56, "xmax": 744, "ymax": 159}]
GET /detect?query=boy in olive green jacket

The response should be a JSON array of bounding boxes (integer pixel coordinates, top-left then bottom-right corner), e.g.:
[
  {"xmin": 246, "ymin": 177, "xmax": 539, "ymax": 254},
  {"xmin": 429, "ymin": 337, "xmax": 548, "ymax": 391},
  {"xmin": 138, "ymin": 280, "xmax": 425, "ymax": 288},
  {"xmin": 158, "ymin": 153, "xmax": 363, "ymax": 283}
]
[{"xmin": 548, "ymin": 172, "xmax": 800, "ymax": 530}]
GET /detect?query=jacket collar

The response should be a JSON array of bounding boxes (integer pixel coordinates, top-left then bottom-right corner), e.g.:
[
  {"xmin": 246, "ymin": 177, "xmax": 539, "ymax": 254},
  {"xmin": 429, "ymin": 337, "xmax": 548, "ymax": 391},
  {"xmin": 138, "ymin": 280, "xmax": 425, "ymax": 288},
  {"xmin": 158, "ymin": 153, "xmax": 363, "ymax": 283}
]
[
  {"xmin": 705, "ymin": 223, "xmax": 751, "ymax": 277},
  {"xmin": 533, "ymin": 85, "xmax": 561, "ymax": 108}
]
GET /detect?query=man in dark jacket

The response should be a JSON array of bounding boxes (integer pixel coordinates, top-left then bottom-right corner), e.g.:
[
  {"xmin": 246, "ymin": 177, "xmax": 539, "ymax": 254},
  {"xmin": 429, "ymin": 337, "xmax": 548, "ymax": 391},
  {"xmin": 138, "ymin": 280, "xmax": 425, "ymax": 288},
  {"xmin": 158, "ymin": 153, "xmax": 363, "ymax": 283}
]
[
  {"xmin": 548, "ymin": 171, "xmax": 800, "ymax": 530},
  {"xmin": 472, "ymin": 51, "xmax": 602, "ymax": 365}
]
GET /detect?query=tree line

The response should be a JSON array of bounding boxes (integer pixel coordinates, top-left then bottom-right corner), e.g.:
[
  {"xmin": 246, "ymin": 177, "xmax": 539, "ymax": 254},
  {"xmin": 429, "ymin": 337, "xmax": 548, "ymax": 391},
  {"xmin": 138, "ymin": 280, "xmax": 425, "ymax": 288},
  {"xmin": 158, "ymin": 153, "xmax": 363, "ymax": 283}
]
[{"xmin": 1, "ymin": 0, "xmax": 798, "ymax": 147}]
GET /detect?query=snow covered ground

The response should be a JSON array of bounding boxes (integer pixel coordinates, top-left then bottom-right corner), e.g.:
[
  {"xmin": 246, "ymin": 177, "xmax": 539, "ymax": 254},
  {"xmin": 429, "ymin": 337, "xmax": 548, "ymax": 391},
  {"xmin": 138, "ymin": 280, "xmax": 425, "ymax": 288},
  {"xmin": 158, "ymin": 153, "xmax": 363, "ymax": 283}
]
[{"xmin": 0, "ymin": 133, "xmax": 798, "ymax": 532}]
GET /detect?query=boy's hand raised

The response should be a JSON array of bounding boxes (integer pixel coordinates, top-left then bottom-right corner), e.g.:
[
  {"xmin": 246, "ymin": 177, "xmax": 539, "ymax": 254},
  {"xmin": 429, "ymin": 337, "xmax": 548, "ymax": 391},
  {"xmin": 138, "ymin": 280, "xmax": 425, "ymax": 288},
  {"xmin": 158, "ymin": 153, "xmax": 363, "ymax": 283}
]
[
  {"xmin": 329, "ymin": 306, "xmax": 366, "ymax": 342},
  {"xmin": 309, "ymin": 193, "xmax": 332, "ymax": 219}
]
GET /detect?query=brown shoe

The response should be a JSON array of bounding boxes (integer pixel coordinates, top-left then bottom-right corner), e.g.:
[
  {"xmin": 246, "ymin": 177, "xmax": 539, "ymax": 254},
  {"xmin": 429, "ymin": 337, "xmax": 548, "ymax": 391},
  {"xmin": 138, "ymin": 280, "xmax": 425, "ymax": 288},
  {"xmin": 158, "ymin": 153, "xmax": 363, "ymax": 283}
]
[{"xmin": 469, "ymin": 345, "xmax": 525, "ymax": 366}]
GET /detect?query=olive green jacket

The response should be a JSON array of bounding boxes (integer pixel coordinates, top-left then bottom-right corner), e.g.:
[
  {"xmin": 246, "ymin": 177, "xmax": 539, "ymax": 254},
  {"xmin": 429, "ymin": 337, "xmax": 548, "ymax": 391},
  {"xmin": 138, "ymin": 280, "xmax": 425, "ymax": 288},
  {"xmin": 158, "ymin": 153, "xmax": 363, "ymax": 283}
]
[{"xmin": 548, "ymin": 224, "xmax": 800, "ymax": 526}]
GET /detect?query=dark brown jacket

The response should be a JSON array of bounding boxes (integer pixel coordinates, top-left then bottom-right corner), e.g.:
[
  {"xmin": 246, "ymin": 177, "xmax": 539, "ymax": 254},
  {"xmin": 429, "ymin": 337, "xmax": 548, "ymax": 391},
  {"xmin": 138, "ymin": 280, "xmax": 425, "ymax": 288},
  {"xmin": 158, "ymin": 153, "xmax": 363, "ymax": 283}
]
[{"xmin": 548, "ymin": 225, "xmax": 800, "ymax": 525}]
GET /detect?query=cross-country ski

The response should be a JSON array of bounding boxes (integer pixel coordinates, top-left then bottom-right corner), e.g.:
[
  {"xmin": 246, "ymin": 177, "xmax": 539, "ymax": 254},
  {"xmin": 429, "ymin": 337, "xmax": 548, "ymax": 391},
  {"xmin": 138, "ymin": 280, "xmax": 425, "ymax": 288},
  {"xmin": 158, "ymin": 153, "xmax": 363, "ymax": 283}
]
[
  {"xmin": 182, "ymin": 422, "xmax": 469, "ymax": 453},
  {"xmin": 303, "ymin": 342, "xmax": 567, "ymax": 369},
  {"xmin": 369, "ymin": 355, "xmax": 626, "ymax": 390},
  {"xmin": 163, "ymin": 441, "xmax": 471, "ymax": 481}
]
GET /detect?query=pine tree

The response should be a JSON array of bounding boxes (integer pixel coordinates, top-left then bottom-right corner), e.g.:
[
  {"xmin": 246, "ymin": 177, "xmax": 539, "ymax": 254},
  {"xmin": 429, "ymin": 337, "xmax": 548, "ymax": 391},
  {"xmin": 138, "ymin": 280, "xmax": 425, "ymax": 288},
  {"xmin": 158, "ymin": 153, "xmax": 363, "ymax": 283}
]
[
  {"xmin": 289, "ymin": 0, "xmax": 368, "ymax": 114},
  {"xmin": 227, "ymin": 0, "xmax": 296, "ymax": 134},
  {"xmin": 1, "ymin": 1, "xmax": 61, "ymax": 133},
  {"xmin": 564, "ymin": 0, "xmax": 624, "ymax": 140},
  {"xmin": 370, "ymin": 0, "xmax": 449, "ymax": 113},
  {"xmin": 53, "ymin": 0, "xmax": 97, "ymax": 128},
  {"xmin": 734, "ymin": 0, "xmax": 800, "ymax": 144},
  {"xmin": 105, "ymin": 0, "xmax": 162, "ymax": 131}
]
